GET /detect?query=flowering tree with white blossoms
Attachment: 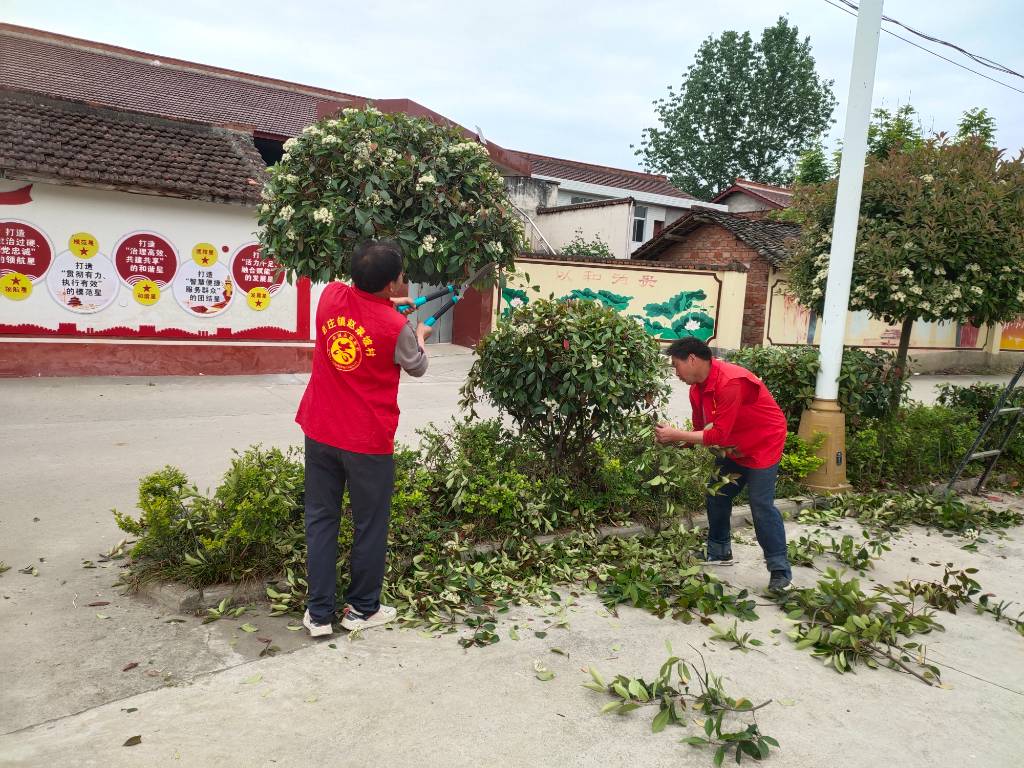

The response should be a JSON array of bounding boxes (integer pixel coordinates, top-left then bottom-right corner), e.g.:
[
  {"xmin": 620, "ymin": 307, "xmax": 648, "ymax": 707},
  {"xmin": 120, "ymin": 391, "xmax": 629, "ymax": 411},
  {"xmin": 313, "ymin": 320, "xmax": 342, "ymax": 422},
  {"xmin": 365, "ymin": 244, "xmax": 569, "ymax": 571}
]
[
  {"xmin": 257, "ymin": 107, "xmax": 524, "ymax": 284},
  {"xmin": 786, "ymin": 135, "xmax": 1024, "ymax": 377}
]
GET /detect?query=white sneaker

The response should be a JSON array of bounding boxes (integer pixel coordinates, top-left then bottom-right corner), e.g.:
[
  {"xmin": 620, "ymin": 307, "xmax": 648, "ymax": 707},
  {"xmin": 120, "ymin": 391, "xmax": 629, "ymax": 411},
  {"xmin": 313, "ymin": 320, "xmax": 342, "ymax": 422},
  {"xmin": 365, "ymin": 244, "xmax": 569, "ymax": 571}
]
[
  {"xmin": 303, "ymin": 609, "xmax": 334, "ymax": 638},
  {"xmin": 340, "ymin": 605, "xmax": 397, "ymax": 631}
]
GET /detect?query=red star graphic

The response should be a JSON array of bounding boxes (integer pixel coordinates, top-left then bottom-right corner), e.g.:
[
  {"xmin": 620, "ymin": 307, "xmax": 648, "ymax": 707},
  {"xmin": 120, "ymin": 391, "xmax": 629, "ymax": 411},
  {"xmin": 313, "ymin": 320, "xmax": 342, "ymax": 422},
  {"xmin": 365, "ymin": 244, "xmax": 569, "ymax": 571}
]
[
  {"xmin": 11, "ymin": 276, "xmax": 20, "ymax": 285},
  {"xmin": 80, "ymin": 247, "xmax": 89, "ymax": 256},
  {"xmin": 201, "ymin": 257, "xmax": 210, "ymax": 264},
  {"xmin": 255, "ymin": 299, "xmax": 263, "ymax": 307}
]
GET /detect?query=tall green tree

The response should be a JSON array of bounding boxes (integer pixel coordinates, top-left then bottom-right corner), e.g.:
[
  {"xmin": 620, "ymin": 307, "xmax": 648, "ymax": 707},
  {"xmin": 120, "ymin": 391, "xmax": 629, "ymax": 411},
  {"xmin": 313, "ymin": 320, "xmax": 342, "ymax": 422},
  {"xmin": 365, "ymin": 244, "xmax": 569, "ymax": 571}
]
[
  {"xmin": 956, "ymin": 107, "xmax": 997, "ymax": 147},
  {"xmin": 794, "ymin": 142, "xmax": 832, "ymax": 185},
  {"xmin": 635, "ymin": 17, "xmax": 836, "ymax": 200},
  {"xmin": 786, "ymin": 136, "xmax": 1024, "ymax": 384}
]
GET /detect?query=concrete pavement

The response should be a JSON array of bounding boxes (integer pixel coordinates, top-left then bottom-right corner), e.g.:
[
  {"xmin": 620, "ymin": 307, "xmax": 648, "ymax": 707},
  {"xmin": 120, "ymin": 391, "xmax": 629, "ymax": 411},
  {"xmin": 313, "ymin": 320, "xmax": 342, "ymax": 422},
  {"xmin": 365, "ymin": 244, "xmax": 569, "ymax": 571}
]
[{"xmin": 0, "ymin": 355, "xmax": 1020, "ymax": 766}]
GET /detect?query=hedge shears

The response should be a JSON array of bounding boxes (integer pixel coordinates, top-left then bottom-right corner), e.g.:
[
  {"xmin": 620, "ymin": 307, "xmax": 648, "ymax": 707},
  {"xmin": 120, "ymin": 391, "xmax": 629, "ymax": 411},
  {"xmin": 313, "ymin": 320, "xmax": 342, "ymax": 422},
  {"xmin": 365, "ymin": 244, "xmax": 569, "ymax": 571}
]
[{"xmin": 396, "ymin": 262, "xmax": 496, "ymax": 327}]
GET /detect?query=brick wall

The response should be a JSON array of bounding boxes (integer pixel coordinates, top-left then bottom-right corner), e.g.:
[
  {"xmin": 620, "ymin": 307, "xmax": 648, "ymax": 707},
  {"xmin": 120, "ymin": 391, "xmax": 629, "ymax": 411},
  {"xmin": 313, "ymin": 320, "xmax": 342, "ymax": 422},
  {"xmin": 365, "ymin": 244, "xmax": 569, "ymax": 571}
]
[{"xmin": 657, "ymin": 224, "xmax": 770, "ymax": 347}]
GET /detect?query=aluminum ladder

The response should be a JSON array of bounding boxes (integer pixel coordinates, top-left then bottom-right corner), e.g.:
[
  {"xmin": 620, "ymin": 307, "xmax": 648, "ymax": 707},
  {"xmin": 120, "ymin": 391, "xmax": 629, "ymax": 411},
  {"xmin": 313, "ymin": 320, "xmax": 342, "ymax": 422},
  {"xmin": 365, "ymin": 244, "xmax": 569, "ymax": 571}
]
[{"xmin": 946, "ymin": 360, "xmax": 1024, "ymax": 493}]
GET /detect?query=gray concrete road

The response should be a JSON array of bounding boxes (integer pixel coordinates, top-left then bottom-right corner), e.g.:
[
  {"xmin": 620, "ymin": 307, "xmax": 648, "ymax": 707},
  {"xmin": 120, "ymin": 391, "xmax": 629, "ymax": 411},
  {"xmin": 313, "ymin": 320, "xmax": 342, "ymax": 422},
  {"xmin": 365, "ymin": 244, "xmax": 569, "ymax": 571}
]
[{"xmin": 0, "ymin": 354, "xmax": 1019, "ymax": 767}]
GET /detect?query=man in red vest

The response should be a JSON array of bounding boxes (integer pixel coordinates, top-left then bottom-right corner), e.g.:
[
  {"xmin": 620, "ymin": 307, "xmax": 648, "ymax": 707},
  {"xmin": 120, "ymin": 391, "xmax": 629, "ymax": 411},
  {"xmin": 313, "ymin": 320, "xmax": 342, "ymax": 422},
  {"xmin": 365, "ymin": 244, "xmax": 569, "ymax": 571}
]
[
  {"xmin": 654, "ymin": 337, "xmax": 792, "ymax": 591},
  {"xmin": 296, "ymin": 240, "xmax": 433, "ymax": 636}
]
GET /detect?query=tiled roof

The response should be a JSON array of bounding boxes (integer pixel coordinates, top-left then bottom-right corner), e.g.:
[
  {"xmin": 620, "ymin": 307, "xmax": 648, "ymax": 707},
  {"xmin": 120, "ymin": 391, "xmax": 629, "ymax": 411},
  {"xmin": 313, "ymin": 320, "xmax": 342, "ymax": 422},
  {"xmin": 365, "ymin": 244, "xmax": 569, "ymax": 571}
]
[
  {"xmin": 0, "ymin": 89, "xmax": 268, "ymax": 205},
  {"xmin": 711, "ymin": 177, "xmax": 793, "ymax": 209},
  {"xmin": 516, "ymin": 151, "xmax": 696, "ymax": 200},
  {"xmin": 0, "ymin": 24, "xmax": 361, "ymax": 137},
  {"xmin": 536, "ymin": 197, "xmax": 633, "ymax": 214},
  {"xmin": 0, "ymin": 25, "xmax": 531, "ymax": 175},
  {"xmin": 631, "ymin": 206, "xmax": 800, "ymax": 267}
]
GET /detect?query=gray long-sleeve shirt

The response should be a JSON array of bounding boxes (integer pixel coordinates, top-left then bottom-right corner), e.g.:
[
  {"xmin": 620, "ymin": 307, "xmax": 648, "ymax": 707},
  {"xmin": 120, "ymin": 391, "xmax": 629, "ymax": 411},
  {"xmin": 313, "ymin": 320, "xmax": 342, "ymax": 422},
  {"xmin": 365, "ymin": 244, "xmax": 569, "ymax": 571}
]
[{"xmin": 393, "ymin": 319, "xmax": 429, "ymax": 377}]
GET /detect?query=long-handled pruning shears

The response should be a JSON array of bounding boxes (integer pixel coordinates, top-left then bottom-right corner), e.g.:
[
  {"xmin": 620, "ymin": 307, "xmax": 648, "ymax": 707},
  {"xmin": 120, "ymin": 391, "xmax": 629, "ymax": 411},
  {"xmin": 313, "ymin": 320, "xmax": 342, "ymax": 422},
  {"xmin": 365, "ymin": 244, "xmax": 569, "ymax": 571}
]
[{"xmin": 396, "ymin": 262, "xmax": 496, "ymax": 327}]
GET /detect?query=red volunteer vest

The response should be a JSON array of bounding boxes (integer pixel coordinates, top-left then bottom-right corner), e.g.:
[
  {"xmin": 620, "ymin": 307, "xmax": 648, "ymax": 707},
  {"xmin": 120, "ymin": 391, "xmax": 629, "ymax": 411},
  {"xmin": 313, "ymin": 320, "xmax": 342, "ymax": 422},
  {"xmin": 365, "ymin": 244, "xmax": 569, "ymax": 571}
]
[
  {"xmin": 296, "ymin": 283, "xmax": 409, "ymax": 454},
  {"xmin": 689, "ymin": 359, "xmax": 788, "ymax": 469}
]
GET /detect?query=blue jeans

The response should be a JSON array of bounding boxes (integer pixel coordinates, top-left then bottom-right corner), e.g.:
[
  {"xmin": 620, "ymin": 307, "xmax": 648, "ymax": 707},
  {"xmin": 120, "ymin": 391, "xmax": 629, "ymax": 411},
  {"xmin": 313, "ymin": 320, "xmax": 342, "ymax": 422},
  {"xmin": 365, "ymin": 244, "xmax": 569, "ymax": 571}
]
[{"xmin": 706, "ymin": 457, "xmax": 791, "ymax": 578}]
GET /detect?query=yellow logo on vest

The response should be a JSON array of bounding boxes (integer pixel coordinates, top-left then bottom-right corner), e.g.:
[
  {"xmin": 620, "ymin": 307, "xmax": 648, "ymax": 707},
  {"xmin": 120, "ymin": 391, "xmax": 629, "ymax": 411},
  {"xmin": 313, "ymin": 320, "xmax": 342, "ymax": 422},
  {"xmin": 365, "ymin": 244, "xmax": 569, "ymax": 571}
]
[{"xmin": 328, "ymin": 328, "xmax": 363, "ymax": 372}]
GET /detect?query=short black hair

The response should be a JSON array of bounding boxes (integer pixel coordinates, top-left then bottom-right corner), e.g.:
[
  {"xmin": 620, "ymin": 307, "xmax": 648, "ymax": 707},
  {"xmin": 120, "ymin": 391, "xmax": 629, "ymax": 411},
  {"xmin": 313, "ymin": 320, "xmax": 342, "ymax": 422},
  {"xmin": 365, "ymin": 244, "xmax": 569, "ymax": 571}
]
[
  {"xmin": 666, "ymin": 337, "xmax": 713, "ymax": 361},
  {"xmin": 351, "ymin": 240, "xmax": 403, "ymax": 293}
]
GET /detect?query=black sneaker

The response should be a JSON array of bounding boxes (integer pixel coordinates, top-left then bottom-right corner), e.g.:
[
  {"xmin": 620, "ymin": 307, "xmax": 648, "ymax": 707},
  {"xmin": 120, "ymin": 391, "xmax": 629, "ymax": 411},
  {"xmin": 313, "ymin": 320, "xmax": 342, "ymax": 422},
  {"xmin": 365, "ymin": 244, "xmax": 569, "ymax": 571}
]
[
  {"xmin": 768, "ymin": 571, "xmax": 792, "ymax": 591},
  {"xmin": 702, "ymin": 554, "xmax": 735, "ymax": 566}
]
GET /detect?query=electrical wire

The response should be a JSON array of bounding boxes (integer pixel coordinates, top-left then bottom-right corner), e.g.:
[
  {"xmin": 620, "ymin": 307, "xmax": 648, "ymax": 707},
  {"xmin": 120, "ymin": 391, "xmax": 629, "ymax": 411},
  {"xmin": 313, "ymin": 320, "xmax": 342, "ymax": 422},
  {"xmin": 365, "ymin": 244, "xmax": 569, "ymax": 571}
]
[
  {"xmin": 821, "ymin": 0, "xmax": 1024, "ymax": 96},
  {"xmin": 837, "ymin": 0, "xmax": 1023, "ymax": 78}
]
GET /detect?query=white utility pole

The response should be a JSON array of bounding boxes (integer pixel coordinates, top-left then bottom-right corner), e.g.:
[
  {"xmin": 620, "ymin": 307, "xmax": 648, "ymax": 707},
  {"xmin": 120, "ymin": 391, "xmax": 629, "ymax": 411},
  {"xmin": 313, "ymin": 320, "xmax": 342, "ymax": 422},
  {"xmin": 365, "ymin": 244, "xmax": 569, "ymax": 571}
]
[
  {"xmin": 799, "ymin": 0, "xmax": 884, "ymax": 490},
  {"xmin": 815, "ymin": 0, "xmax": 884, "ymax": 399}
]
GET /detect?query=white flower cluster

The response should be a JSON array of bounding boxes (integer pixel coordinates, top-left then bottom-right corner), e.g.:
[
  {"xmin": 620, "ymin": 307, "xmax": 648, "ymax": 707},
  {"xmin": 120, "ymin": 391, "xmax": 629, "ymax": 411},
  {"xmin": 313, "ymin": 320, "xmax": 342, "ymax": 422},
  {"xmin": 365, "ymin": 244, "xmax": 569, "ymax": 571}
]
[
  {"xmin": 590, "ymin": 355, "xmax": 602, "ymax": 369},
  {"xmin": 444, "ymin": 141, "xmax": 489, "ymax": 157},
  {"xmin": 488, "ymin": 241, "xmax": 504, "ymax": 255},
  {"xmin": 283, "ymin": 137, "xmax": 299, "ymax": 152},
  {"xmin": 302, "ymin": 124, "xmax": 323, "ymax": 138},
  {"xmin": 920, "ymin": 174, "xmax": 935, "ymax": 183},
  {"xmin": 415, "ymin": 172, "xmax": 437, "ymax": 192},
  {"xmin": 313, "ymin": 207, "xmax": 333, "ymax": 225},
  {"xmin": 279, "ymin": 205, "xmax": 295, "ymax": 221},
  {"xmin": 321, "ymin": 134, "xmax": 340, "ymax": 146},
  {"xmin": 364, "ymin": 191, "xmax": 384, "ymax": 207},
  {"xmin": 286, "ymin": 229, "xmax": 296, "ymax": 241},
  {"xmin": 422, "ymin": 235, "xmax": 437, "ymax": 253}
]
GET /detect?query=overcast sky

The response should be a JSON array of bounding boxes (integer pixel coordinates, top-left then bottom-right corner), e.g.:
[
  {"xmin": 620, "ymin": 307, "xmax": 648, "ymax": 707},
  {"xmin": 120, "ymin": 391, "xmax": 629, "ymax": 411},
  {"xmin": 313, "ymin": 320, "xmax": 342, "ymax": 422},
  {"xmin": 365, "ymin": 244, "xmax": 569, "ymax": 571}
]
[{"xmin": 5, "ymin": 0, "xmax": 1023, "ymax": 172}]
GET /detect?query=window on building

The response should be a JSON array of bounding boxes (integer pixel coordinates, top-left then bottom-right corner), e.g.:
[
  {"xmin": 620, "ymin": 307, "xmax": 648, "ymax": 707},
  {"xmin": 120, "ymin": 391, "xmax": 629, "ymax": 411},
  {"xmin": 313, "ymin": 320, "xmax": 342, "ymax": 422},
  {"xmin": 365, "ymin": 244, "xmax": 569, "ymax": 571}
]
[
  {"xmin": 632, "ymin": 205, "xmax": 648, "ymax": 242},
  {"xmin": 653, "ymin": 220, "xmax": 665, "ymax": 237},
  {"xmin": 254, "ymin": 136, "xmax": 285, "ymax": 166}
]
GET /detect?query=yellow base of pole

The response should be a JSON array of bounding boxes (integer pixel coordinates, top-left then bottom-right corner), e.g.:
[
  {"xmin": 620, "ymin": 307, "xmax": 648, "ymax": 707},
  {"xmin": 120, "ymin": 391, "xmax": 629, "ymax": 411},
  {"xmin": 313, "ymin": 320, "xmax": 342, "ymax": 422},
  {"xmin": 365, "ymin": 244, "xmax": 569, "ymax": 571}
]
[{"xmin": 798, "ymin": 398, "xmax": 852, "ymax": 493}]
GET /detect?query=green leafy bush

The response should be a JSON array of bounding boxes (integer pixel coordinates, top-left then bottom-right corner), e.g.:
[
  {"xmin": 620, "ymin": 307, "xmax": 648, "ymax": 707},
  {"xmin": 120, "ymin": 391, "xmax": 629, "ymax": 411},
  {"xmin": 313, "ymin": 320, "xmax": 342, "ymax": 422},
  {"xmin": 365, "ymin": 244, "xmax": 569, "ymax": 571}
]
[
  {"xmin": 462, "ymin": 298, "xmax": 669, "ymax": 475},
  {"xmin": 114, "ymin": 446, "xmax": 305, "ymax": 586},
  {"xmin": 257, "ymin": 107, "xmax": 523, "ymax": 284},
  {"xmin": 727, "ymin": 345, "xmax": 907, "ymax": 430},
  {"xmin": 845, "ymin": 405, "xmax": 978, "ymax": 488}
]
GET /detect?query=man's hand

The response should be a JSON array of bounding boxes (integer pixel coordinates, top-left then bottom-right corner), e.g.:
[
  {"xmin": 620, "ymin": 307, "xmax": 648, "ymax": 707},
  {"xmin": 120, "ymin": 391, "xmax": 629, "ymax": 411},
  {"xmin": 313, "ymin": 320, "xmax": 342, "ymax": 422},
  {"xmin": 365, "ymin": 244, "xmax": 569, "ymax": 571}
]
[
  {"xmin": 654, "ymin": 423, "xmax": 687, "ymax": 445},
  {"xmin": 391, "ymin": 296, "xmax": 415, "ymax": 316},
  {"xmin": 416, "ymin": 321, "xmax": 434, "ymax": 350}
]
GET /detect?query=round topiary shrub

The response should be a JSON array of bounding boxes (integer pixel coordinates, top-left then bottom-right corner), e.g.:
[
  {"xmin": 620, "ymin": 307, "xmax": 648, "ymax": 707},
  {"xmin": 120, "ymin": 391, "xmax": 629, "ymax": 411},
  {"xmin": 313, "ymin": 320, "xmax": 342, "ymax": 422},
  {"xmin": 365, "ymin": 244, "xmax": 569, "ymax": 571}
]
[
  {"xmin": 461, "ymin": 298, "xmax": 669, "ymax": 474},
  {"xmin": 257, "ymin": 107, "xmax": 524, "ymax": 284}
]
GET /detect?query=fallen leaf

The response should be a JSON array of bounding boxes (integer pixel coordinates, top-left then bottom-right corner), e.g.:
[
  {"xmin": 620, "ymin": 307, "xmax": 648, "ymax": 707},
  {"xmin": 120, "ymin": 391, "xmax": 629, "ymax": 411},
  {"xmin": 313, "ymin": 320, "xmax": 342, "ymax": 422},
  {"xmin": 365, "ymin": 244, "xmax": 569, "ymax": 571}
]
[
  {"xmin": 779, "ymin": 698, "xmax": 797, "ymax": 707},
  {"xmin": 122, "ymin": 662, "xmax": 139, "ymax": 672},
  {"xmin": 610, "ymin": 643, "xmax": 622, "ymax": 652},
  {"xmin": 121, "ymin": 707, "xmax": 138, "ymax": 713},
  {"xmin": 87, "ymin": 601, "xmax": 111, "ymax": 607},
  {"xmin": 165, "ymin": 619, "xmax": 185, "ymax": 624},
  {"xmin": 145, "ymin": 670, "xmax": 161, "ymax": 678},
  {"xmin": 123, "ymin": 735, "xmax": 142, "ymax": 747},
  {"xmin": 286, "ymin": 625, "xmax": 303, "ymax": 631},
  {"xmin": 327, "ymin": 643, "xmax": 337, "ymax": 649},
  {"xmin": 256, "ymin": 636, "xmax": 272, "ymax": 643},
  {"xmin": 534, "ymin": 631, "xmax": 547, "ymax": 639},
  {"xmin": 550, "ymin": 648, "xmax": 568, "ymax": 657},
  {"xmin": 96, "ymin": 614, "xmax": 110, "ymax": 620},
  {"xmin": 533, "ymin": 661, "xmax": 555, "ymax": 681},
  {"xmin": 240, "ymin": 623, "xmax": 258, "ymax": 633},
  {"xmin": 242, "ymin": 674, "xmax": 262, "ymax": 685}
]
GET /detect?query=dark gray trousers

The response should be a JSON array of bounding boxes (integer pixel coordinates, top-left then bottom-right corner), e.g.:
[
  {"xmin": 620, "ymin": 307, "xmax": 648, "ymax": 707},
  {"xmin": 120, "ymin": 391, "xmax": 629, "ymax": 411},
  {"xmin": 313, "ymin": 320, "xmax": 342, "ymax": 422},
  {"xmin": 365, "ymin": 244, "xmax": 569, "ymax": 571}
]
[{"xmin": 304, "ymin": 435, "xmax": 394, "ymax": 623}]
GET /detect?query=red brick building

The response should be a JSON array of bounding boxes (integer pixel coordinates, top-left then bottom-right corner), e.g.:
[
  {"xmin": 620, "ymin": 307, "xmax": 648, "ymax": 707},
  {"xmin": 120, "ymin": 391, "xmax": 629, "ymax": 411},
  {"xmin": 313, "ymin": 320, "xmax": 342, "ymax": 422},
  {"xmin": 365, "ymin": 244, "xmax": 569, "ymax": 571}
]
[{"xmin": 630, "ymin": 207, "xmax": 800, "ymax": 347}]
